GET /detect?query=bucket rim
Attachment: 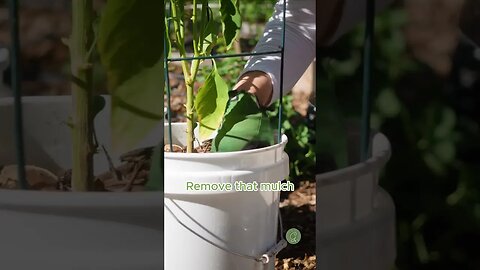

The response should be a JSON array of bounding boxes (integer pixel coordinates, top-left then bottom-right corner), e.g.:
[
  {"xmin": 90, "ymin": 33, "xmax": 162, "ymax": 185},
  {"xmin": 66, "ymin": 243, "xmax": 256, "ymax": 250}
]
[{"xmin": 164, "ymin": 122, "xmax": 288, "ymax": 158}]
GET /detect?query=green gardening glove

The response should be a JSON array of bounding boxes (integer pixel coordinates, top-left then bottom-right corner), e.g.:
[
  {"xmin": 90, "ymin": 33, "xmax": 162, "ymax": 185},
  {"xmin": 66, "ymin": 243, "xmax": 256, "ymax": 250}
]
[{"xmin": 212, "ymin": 91, "xmax": 275, "ymax": 152}]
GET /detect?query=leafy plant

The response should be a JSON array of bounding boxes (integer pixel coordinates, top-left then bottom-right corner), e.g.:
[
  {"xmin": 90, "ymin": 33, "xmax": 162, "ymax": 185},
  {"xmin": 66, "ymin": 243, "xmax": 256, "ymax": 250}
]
[
  {"xmin": 68, "ymin": 0, "xmax": 164, "ymax": 190},
  {"xmin": 69, "ymin": 0, "xmax": 96, "ymax": 191},
  {"xmin": 268, "ymin": 95, "xmax": 316, "ymax": 180},
  {"xmin": 321, "ymin": 7, "xmax": 480, "ymax": 269},
  {"xmin": 166, "ymin": 0, "xmax": 241, "ymax": 152}
]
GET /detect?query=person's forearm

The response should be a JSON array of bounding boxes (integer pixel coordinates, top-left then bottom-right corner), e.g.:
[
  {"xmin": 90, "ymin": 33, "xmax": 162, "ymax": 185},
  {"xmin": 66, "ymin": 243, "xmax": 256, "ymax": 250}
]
[
  {"xmin": 235, "ymin": 0, "xmax": 394, "ymax": 107},
  {"xmin": 234, "ymin": 0, "xmax": 316, "ymax": 107}
]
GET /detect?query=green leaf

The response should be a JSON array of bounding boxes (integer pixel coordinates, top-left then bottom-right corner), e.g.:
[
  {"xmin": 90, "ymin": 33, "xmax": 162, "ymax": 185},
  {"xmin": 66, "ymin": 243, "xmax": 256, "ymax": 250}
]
[
  {"xmin": 194, "ymin": 61, "xmax": 229, "ymax": 141},
  {"xmin": 423, "ymin": 152, "xmax": 445, "ymax": 176},
  {"xmin": 97, "ymin": 0, "xmax": 164, "ymax": 151},
  {"xmin": 376, "ymin": 88, "xmax": 401, "ymax": 118},
  {"xmin": 201, "ymin": 10, "xmax": 221, "ymax": 55},
  {"xmin": 169, "ymin": 0, "xmax": 185, "ymax": 52},
  {"xmin": 434, "ymin": 108, "xmax": 456, "ymax": 139},
  {"xmin": 212, "ymin": 92, "xmax": 274, "ymax": 152},
  {"xmin": 316, "ymin": 80, "xmax": 348, "ymax": 169},
  {"xmin": 198, "ymin": 1, "xmax": 211, "ymax": 53},
  {"xmin": 433, "ymin": 141, "xmax": 455, "ymax": 163},
  {"xmin": 110, "ymin": 61, "xmax": 164, "ymax": 152},
  {"xmin": 203, "ymin": 32, "xmax": 218, "ymax": 56},
  {"xmin": 165, "ymin": 17, "xmax": 172, "ymax": 57},
  {"xmin": 219, "ymin": 0, "xmax": 241, "ymax": 50},
  {"xmin": 98, "ymin": 0, "xmax": 164, "ymax": 88}
]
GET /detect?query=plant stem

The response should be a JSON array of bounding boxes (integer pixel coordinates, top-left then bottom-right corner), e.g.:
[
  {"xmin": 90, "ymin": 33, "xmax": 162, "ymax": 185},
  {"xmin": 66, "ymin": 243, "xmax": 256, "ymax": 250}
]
[
  {"xmin": 171, "ymin": 0, "xmax": 203, "ymax": 152},
  {"xmin": 186, "ymin": 0, "xmax": 198, "ymax": 153},
  {"xmin": 192, "ymin": 0, "xmax": 199, "ymax": 56},
  {"xmin": 170, "ymin": 0, "xmax": 191, "ymax": 79},
  {"xmin": 185, "ymin": 58, "xmax": 201, "ymax": 153},
  {"xmin": 185, "ymin": 80, "xmax": 195, "ymax": 153},
  {"xmin": 70, "ymin": 0, "xmax": 95, "ymax": 191}
]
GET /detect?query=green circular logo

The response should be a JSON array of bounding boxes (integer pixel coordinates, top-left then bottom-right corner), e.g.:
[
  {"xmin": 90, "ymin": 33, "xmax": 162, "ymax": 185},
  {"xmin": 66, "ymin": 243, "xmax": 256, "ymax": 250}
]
[{"xmin": 286, "ymin": 228, "xmax": 301, "ymax": 245}]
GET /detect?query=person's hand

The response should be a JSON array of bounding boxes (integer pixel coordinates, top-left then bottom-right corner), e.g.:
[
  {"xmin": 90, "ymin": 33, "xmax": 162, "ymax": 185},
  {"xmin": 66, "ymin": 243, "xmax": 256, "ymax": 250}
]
[{"xmin": 233, "ymin": 71, "xmax": 273, "ymax": 107}]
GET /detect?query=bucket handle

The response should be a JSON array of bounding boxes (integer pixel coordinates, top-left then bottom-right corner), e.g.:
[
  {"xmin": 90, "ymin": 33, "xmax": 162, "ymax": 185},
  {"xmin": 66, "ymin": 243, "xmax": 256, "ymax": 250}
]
[{"xmin": 165, "ymin": 202, "xmax": 288, "ymax": 265}]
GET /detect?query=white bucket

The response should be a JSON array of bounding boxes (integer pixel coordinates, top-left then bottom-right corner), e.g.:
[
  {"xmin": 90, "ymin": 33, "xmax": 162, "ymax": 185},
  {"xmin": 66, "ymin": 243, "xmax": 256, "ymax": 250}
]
[
  {"xmin": 0, "ymin": 96, "xmax": 164, "ymax": 269},
  {"xmin": 316, "ymin": 127, "xmax": 396, "ymax": 270},
  {"xmin": 164, "ymin": 122, "xmax": 289, "ymax": 270}
]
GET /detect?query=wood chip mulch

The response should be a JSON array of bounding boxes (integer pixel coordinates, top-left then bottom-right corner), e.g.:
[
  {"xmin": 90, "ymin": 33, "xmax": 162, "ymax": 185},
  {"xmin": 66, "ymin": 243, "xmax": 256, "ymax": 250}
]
[{"xmin": 275, "ymin": 181, "xmax": 316, "ymax": 269}]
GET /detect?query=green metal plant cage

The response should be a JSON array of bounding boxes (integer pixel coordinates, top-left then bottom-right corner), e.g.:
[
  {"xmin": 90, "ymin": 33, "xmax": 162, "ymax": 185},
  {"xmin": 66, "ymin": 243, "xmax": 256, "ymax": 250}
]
[
  {"xmin": 163, "ymin": 0, "xmax": 288, "ymax": 151},
  {"xmin": 163, "ymin": 1, "xmax": 290, "ymax": 262},
  {"xmin": 6, "ymin": 0, "xmax": 377, "ymax": 190}
]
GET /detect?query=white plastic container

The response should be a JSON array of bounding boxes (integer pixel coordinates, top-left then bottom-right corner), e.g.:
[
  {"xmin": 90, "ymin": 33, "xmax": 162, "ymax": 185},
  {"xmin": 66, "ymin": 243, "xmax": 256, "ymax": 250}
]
[
  {"xmin": 316, "ymin": 129, "xmax": 396, "ymax": 270},
  {"xmin": 0, "ymin": 96, "xmax": 163, "ymax": 269},
  {"xmin": 164, "ymin": 122, "xmax": 289, "ymax": 270}
]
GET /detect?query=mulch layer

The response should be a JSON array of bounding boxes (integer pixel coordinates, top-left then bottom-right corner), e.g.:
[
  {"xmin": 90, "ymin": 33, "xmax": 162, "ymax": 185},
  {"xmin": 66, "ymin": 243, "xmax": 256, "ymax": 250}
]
[{"xmin": 275, "ymin": 181, "xmax": 316, "ymax": 269}]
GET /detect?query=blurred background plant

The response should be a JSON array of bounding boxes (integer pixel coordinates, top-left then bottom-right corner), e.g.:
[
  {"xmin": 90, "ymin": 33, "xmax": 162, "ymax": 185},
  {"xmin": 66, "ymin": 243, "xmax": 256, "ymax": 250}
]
[
  {"xmin": 268, "ymin": 95, "xmax": 316, "ymax": 181},
  {"xmin": 318, "ymin": 0, "xmax": 480, "ymax": 268}
]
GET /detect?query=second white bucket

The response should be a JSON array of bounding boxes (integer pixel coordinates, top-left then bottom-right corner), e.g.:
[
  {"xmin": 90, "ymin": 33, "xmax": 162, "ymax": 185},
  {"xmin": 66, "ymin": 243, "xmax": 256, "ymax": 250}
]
[{"xmin": 164, "ymin": 123, "xmax": 289, "ymax": 270}]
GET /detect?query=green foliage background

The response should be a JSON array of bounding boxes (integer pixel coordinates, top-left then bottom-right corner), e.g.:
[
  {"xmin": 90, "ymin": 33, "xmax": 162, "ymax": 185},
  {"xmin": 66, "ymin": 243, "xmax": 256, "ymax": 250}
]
[{"xmin": 318, "ymin": 7, "xmax": 480, "ymax": 270}]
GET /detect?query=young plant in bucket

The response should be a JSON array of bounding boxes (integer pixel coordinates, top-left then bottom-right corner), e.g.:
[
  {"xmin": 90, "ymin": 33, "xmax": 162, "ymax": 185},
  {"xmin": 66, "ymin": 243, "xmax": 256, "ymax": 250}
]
[{"xmin": 145, "ymin": 0, "xmax": 281, "ymax": 190}]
